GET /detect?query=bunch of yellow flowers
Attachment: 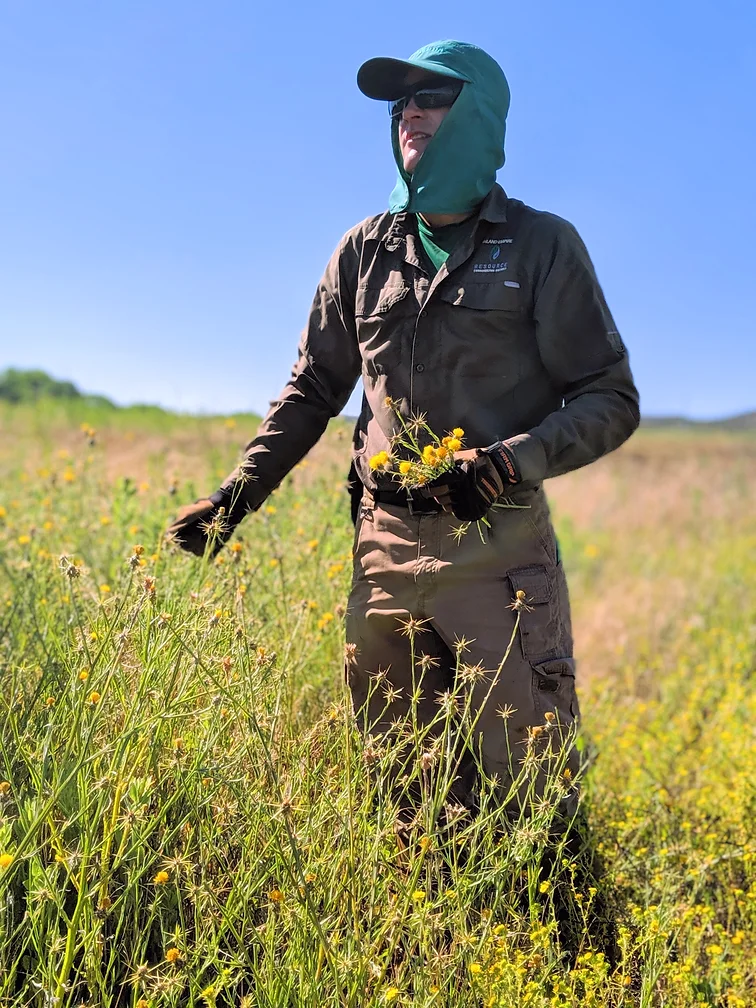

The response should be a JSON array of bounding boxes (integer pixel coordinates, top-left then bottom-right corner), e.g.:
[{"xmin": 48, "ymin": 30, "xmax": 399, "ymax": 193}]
[{"xmin": 369, "ymin": 428, "xmax": 465, "ymax": 489}]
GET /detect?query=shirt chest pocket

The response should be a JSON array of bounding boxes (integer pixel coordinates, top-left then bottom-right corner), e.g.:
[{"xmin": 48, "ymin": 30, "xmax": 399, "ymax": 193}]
[
  {"xmin": 355, "ymin": 283, "xmax": 415, "ymax": 376},
  {"xmin": 437, "ymin": 281, "xmax": 530, "ymax": 379}
]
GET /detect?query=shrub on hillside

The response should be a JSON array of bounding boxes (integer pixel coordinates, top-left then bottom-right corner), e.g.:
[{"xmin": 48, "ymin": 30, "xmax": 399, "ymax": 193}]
[{"xmin": 0, "ymin": 368, "xmax": 113, "ymax": 407}]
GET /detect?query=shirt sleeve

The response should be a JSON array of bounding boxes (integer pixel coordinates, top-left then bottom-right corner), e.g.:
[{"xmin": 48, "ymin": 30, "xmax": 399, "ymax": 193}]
[
  {"xmin": 503, "ymin": 217, "xmax": 640, "ymax": 482},
  {"xmin": 218, "ymin": 231, "xmax": 363, "ymax": 511}
]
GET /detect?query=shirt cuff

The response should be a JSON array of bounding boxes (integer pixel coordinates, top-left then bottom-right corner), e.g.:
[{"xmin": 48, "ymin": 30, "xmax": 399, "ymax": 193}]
[{"xmin": 501, "ymin": 432, "xmax": 548, "ymax": 484}]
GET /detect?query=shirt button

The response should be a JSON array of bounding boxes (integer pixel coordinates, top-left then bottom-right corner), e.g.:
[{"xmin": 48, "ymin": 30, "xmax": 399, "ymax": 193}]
[{"xmin": 415, "ymin": 363, "xmax": 425, "ymax": 373}]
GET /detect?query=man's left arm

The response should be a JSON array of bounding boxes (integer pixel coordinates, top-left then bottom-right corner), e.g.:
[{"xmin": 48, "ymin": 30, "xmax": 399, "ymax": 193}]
[{"xmin": 503, "ymin": 218, "xmax": 640, "ymax": 483}]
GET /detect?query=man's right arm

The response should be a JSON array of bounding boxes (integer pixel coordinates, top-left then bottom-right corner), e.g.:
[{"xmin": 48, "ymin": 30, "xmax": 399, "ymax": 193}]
[
  {"xmin": 218, "ymin": 230, "xmax": 363, "ymax": 512},
  {"xmin": 167, "ymin": 230, "xmax": 362, "ymax": 553}
]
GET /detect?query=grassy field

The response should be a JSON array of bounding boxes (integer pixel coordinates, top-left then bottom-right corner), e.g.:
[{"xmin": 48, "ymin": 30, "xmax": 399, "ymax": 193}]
[{"xmin": 0, "ymin": 400, "xmax": 755, "ymax": 1008}]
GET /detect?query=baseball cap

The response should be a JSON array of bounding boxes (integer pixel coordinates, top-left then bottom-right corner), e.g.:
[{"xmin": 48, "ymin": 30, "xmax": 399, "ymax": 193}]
[{"xmin": 357, "ymin": 41, "xmax": 472, "ymax": 101}]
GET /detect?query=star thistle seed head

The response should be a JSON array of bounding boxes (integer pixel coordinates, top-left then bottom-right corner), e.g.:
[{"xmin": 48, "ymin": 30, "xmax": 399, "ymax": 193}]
[
  {"xmin": 508, "ymin": 590, "xmax": 534, "ymax": 613},
  {"xmin": 396, "ymin": 615, "xmax": 431, "ymax": 638}
]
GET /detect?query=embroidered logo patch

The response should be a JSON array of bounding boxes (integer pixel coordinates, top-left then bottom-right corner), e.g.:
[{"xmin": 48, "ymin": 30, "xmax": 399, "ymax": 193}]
[{"xmin": 472, "ymin": 259, "xmax": 508, "ymax": 274}]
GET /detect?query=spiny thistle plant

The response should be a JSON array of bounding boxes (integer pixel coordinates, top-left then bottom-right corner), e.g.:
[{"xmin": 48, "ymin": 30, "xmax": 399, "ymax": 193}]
[
  {"xmin": 368, "ymin": 399, "xmax": 529, "ymax": 541},
  {"xmin": 368, "ymin": 398, "xmax": 465, "ymax": 489}
]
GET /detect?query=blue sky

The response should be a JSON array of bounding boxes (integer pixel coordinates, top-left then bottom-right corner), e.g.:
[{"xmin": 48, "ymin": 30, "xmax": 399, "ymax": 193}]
[{"xmin": 1, "ymin": 0, "xmax": 754, "ymax": 419}]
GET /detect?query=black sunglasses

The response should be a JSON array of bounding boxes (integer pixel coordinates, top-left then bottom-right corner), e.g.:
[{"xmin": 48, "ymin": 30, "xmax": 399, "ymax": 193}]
[{"xmin": 389, "ymin": 80, "xmax": 464, "ymax": 121}]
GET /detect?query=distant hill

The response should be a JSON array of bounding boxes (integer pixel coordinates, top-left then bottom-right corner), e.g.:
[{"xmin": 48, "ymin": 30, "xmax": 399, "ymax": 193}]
[
  {"xmin": 0, "ymin": 368, "xmax": 113, "ymax": 408},
  {"xmin": 641, "ymin": 411, "xmax": 756, "ymax": 431}
]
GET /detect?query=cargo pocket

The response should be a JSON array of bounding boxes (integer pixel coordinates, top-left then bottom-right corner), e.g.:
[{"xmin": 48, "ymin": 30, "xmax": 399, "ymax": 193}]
[
  {"xmin": 531, "ymin": 656, "xmax": 578, "ymax": 723},
  {"xmin": 507, "ymin": 564, "xmax": 559, "ymax": 659}
]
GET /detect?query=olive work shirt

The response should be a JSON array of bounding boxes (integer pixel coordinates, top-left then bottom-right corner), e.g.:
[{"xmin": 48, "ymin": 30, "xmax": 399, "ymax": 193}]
[{"xmin": 222, "ymin": 184, "xmax": 640, "ymax": 508}]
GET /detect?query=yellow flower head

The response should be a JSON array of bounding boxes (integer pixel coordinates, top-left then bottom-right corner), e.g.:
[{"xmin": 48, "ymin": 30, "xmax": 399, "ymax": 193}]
[
  {"xmin": 422, "ymin": 445, "xmax": 437, "ymax": 464},
  {"xmin": 369, "ymin": 450, "xmax": 392, "ymax": 471},
  {"xmin": 88, "ymin": 691, "xmax": 101, "ymax": 705},
  {"xmin": 153, "ymin": 870, "xmax": 170, "ymax": 885},
  {"xmin": 398, "ymin": 461, "xmax": 412, "ymax": 475},
  {"xmin": 0, "ymin": 853, "xmax": 13, "ymax": 869},
  {"xmin": 0, "ymin": 781, "xmax": 10, "ymax": 795},
  {"xmin": 446, "ymin": 438, "xmax": 462, "ymax": 453},
  {"xmin": 452, "ymin": 427, "xmax": 464, "ymax": 438},
  {"xmin": 165, "ymin": 947, "xmax": 182, "ymax": 964},
  {"xmin": 268, "ymin": 888, "xmax": 284, "ymax": 902}
]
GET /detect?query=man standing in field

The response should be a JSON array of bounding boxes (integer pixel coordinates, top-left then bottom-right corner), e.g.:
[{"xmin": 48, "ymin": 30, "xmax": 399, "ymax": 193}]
[{"xmin": 168, "ymin": 40, "xmax": 639, "ymax": 816}]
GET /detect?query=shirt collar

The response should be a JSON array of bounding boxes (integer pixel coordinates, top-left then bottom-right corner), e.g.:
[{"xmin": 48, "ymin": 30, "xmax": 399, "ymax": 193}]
[{"xmin": 478, "ymin": 183, "xmax": 509, "ymax": 224}]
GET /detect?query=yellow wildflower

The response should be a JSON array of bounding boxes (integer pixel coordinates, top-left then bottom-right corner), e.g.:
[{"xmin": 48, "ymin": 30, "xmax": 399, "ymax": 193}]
[
  {"xmin": 0, "ymin": 781, "xmax": 10, "ymax": 794},
  {"xmin": 17, "ymin": 535, "xmax": 31, "ymax": 546},
  {"xmin": 153, "ymin": 870, "xmax": 170, "ymax": 885},
  {"xmin": 88, "ymin": 691, "xmax": 101, "ymax": 704},
  {"xmin": 411, "ymin": 890, "xmax": 426, "ymax": 902},
  {"xmin": 469, "ymin": 962, "xmax": 483, "ymax": 974},
  {"xmin": 79, "ymin": 669, "xmax": 89, "ymax": 681},
  {"xmin": 539, "ymin": 880, "xmax": 551, "ymax": 893},
  {"xmin": 452, "ymin": 427, "xmax": 464, "ymax": 437},
  {"xmin": 398, "ymin": 460, "xmax": 412, "ymax": 475},
  {"xmin": 369, "ymin": 450, "xmax": 391, "ymax": 471},
  {"xmin": 385, "ymin": 989, "xmax": 401, "ymax": 1003},
  {"xmin": 268, "ymin": 888, "xmax": 284, "ymax": 902},
  {"xmin": 446, "ymin": 438, "xmax": 462, "ymax": 452},
  {"xmin": 164, "ymin": 947, "xmax": 181, "ymax": 963},
  {"xmin": 0, "ymin": 853, "xmax": 13, "ymax": 868}
]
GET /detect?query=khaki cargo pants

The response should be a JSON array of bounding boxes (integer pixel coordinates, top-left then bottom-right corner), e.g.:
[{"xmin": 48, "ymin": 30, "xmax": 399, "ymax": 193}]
[{"xmin": 345, "ymin": 486, "xmax": 580, "ymax": 817}]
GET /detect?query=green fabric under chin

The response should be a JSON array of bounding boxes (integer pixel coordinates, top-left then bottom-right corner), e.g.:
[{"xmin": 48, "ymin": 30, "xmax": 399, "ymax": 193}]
[
  {"xmin": 388, "ymin": 40, "xmax": 510, "ymax": 216},
  {"xmin": 415, "ymin": 214, "xmax": 478, "ymax": 275}
]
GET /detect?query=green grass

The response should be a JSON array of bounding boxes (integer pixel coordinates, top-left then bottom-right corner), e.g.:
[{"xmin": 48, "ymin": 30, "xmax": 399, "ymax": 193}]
[{"xmin": 0, "ymin": 400, "xmax": 754, "ymax": 1007}]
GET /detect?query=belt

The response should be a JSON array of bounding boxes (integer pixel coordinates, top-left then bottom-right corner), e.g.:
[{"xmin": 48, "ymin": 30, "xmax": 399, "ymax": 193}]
[{"xmin": 370, "ymin": 488, "xmax": 443, "ymax": 515}]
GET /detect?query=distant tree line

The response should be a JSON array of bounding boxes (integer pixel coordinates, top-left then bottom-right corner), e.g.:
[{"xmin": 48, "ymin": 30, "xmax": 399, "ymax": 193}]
[{"xmin": 0, "ymin": 368, "xmax": 113, "ymax": 407}]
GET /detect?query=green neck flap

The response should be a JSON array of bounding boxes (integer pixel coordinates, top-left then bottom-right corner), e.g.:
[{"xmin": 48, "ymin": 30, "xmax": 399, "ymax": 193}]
[{"xmin": 389, "ymin": 41, "xmax": 510, "ymax": 216}]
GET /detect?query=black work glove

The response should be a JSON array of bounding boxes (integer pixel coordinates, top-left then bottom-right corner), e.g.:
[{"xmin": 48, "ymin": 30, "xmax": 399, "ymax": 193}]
[
  {"xmin": 166, "ymin": 486, "xmax": 249, "ymax": 557},
  {"xmin": 421, "ymin": 442, "xmax": 521, "ymax": 521}
]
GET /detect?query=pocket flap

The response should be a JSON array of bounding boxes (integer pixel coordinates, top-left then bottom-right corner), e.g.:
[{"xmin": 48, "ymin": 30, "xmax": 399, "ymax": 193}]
[
  {"xmin": 440, "ymin": 282, "xmax": 524, "ymax": 312},
  {"xmin": 532, "ymin": 657, "xmax": 576, "ymax": 679},
  {"xmin": 508, "ymin": 564, "xmax": 553, "ymax": 605},
  {"xmin": 355, "ymin": 284, "xmax": 410, "ymax": 317}
]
